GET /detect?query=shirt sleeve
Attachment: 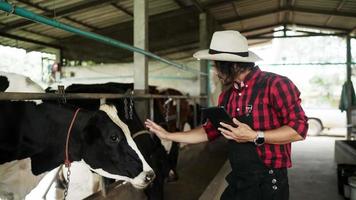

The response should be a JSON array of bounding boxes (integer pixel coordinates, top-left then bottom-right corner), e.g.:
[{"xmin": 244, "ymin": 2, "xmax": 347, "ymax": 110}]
[
  {"xmin": 202, "ymin": 91, "xmax": 225, "ymax": 141},
  {"xmin": 270, "ymin": 76, "xmax": 308, "ymax": 138}
]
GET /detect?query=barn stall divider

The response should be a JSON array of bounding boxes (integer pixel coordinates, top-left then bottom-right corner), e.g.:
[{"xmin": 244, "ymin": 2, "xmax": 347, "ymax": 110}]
[{"xmin": 0, "ymin": 90, "xmax": 207, "ymax": 198}]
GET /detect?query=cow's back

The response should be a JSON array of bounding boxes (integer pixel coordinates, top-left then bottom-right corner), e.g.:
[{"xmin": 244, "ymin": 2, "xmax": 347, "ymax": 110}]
[{"xmin": 0, "ymin": 101, "xmax": 48, "ymax": 163}]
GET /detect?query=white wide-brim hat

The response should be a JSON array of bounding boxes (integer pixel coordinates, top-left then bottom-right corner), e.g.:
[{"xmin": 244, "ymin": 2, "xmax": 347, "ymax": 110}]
[{"xmin": 193, "ymin": 30, "xmax": 262, "ymax": 63}]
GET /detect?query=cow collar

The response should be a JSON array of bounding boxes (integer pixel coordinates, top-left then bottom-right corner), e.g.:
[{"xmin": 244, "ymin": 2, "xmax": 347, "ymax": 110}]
[{"xmin": 64, "ymin": 108, "xmax": 81, "ymax": 167}]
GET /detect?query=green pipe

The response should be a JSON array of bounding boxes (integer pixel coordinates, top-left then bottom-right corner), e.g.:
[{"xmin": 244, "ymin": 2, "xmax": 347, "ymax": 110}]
[
  {"xmin": 0, "ymin": 1, "xmax": 207, "ymax": 76},
  {"xmin": 263, "ymin": 62, "xmax": 356, "ymax": 66}
]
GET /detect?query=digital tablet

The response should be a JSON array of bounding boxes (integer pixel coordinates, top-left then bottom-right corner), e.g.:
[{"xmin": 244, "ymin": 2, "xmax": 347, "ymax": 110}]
[{"xmin": 201, "ymin": 106, "xmax": 236, "ymax": 130}]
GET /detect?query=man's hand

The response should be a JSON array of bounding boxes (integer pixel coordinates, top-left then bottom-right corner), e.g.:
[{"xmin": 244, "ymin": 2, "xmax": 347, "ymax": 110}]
[
  {"xmin": 218, "ymin": 118, "xmax": 257, "ymax": 143},
  {"xmin": 145, "ymin": 119, "xmax": 170, "ymax": 140}
]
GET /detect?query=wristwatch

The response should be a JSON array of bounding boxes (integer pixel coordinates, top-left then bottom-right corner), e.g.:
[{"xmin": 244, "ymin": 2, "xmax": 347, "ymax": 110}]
[{"xmin": 254, "ymin": 131, "xmax": 265, "ymax": 146}]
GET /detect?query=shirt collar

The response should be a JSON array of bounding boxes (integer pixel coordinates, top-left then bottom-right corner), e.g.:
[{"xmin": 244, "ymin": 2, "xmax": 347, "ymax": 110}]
[{"xmin": 233, "ymin": 66, "xmax": 261, "ymax": 90}]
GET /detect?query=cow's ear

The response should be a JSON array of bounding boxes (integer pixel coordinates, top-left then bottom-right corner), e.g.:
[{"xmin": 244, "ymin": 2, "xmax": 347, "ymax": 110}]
[
  {"xmin": 83, "ymin": 114, "xmax": 101, "ymax": 144},
  {"xmin": 0, "ymin": 76, "xmax": 9, "ymax": 92}
]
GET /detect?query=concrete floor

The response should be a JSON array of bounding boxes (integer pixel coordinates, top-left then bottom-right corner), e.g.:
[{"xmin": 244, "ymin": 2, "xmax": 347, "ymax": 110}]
[
  {"xmin": 165, "ymin": 137, "xmax": 228, "ymax": 200},
  {"xmin": 166, "ymin": 136, "xmax": 346, "ymax": 200},
  {"xmin": 289, "ymin": 136, "xmax": 344, "ymax": 200}
]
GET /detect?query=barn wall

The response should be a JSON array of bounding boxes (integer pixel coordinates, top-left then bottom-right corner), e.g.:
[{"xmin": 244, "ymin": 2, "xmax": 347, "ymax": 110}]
[{"xmin": 55, "ymin": 59, "xmax": 202, "ymax": 96}]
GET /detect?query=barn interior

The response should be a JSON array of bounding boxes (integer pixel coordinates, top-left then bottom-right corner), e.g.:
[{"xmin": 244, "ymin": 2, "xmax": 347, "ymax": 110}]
[{"xmin": 1, "ymin": 0, "xmax": 356, "ymax": 200}]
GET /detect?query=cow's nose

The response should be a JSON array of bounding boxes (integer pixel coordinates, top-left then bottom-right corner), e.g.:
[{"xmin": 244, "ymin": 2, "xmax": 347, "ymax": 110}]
[{"xmin": 145, "ymin": 170, "xmax": 156, "ymax": 183}]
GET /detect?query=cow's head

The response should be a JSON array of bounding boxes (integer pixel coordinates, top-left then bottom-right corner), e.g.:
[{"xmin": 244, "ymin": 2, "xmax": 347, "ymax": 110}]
[{"xmin": 81, "ymin": 104, "xmax": 155, "ymax": 189}]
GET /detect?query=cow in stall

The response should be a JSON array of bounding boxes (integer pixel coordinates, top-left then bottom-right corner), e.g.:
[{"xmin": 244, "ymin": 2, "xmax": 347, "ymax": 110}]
[
  {"xmin": 62, "ymin": 83, "xmax": 193, "ymax": 183},
  {"xmin": 48, "ymin": 83, "xmax": 172, "ymax": 200},
  {"xmin": 0, "ymin": 72, "xmax": 155, "ymax": 200},
  {"xmin": 150, "ymin": 87, "xmax": 193, "ymax": 181}
]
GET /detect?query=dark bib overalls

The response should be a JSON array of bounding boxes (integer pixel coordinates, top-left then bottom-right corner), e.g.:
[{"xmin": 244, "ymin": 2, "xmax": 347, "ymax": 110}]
[{"xmin": 220, "ymin": 76, "xmax": 289, "ymax": 200}]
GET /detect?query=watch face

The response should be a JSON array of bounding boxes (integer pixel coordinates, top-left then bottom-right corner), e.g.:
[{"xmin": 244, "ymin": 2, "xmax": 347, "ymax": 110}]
[{"xmin": 256, "ymin": 137, "xmax": 265, "ymax": 145}]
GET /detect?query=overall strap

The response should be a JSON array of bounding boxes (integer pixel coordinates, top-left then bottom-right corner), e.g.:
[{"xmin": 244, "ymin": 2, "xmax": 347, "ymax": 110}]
[
  {"xmin": 220, "ymin": 86, "xmax": 233, "ymax": 109},
  {"xmin": 248, "ymin": 73, "xmax": 270, "ymax": 106},
  {"xmin": 219, "ymin": 73, "xmax": 270, "ymax": 114}
]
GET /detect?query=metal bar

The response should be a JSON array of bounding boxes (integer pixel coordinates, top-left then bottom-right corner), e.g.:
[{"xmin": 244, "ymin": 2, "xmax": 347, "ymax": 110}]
[
  {"xmin": 176, "ymin": 99, "xmax": 181, "ymax": 130},
  {"xmin": 149, "ymin": 98, "xmax": 154, "ymax": 120},
  {"xmin": 247, "ymin": 33, "xmax": 346, "ymax": 39},
  {"xmin": 346, "ymin": 35, "xmax": 352, "ymax": 140},
  {"xmin": 193, "ymin": 98, "xmax": 197, "ymax": 128},
  {"xmin": 0, "ymin": 92, "xmax": 207, "ymax": 101},
  {"xmin": 0, "ymin": 1, "xmax": 207, "ymax": 76},
  {"xmin": 264, "ymin": 62, "xmax": 356, "ymax": 66}
]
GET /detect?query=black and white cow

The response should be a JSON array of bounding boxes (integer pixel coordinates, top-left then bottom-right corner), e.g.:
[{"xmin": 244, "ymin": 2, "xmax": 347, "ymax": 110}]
[
  {"xmin": 51, "ymin": 83, "xmax": 172, "ymax": 200},
  {"xmin": 0, "ymin": 72, "xmax": 155, "ymax": 200}
]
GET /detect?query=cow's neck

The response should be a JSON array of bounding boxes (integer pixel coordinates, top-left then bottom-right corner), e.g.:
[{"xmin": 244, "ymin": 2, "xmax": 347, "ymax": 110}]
[{"xmin": 30, "ymin": 104, "xmax": 90, "ymax": 175}]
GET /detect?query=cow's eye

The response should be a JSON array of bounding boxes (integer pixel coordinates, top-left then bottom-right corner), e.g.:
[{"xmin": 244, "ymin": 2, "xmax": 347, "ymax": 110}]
[{"xmin": 110, "ymin": 135, "xmax": 120, "ymax": 143}]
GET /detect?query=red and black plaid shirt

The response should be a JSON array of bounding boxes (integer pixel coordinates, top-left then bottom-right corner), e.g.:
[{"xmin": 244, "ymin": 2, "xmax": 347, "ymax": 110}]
[{"xmin": 203, "ymin": 66, "xmax": 308, "ymax": 169}]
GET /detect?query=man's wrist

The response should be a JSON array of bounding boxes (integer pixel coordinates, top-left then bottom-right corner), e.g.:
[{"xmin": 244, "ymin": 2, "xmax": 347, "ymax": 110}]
[
  {"xmin": 254, "ymin": 131, "xmax": 265, "ymax": 146},
  {"xmin": 250, "ymin": 131, "xmax": 258, "ymax": 142}
]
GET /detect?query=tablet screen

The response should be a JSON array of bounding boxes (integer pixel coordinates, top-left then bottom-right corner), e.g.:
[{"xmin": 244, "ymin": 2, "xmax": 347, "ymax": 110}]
[{"xmin": 201, "ymin": 106, "xmax": 235, "ymax": 130}]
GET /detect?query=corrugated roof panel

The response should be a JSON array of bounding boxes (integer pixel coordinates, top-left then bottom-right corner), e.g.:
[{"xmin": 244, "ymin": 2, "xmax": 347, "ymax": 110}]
[
  {"xmin": 88, "ymin": 14, "xmax": 129, "ymax": 29},
  {"xmin": 340, "ymin": 0, "xmax": 356, "ymax": 13},
  {"xmin": 234, "ymin": 0, "xmax": 279, "ymax": 16},
  {"xmin": 294, "ymin": 12, "xmax": 330, "ymax": 26},
  {"xmin": 67, "ymin": 5, "xmax": 131, "ymax": 29},
  {"xmin": 0, "ymin": 14, "xmax": 23, "ymax": 24},
  {"xmin": 241, "ymin": 13, "xmax": 279, "ymax": 30},
  {"xmin": 222, "ymin": 22, "xmax": 244, "ymax": 31},
  {"xmin": 148, "ymin": 0, "xmax": 180, "ymax": 16},
  {"xmin": 8, "ymin": 29, "xmax": 55, "ymax": 43},
  {"xmin": 328, "ymin": 16, "xmax": 356, "ymax": 30},
  {"xmin": 58, "ymin": 17, "xmax": 93, "ymax": 31},
  {"xmin": 38, "ymin": 28, "xmax": 73, "ymax": 38},
  {"xmin": 26, "ymin": 23, "xmax": 74, "ymax": 38},
  {"xmin": 69, "ymin": 4, "xmax": 118, "ymax": 20},
  {"xmin": 296, "ymin": 0, "xmax": 340, "ymax": 11},
  {"xmin": 38, "ymin": 0, "xmax": 85, "ymax": 10},
  {"xmin": 93, "ymin": 17, "xmax": 130, "ymax": 29},
  {"xmin": 117, "ymin": 0, "xmax": 133, "ymax": 11},
  {"xmin": 209, "ymin": 3, "xmax": 237, "ymax": 20}
]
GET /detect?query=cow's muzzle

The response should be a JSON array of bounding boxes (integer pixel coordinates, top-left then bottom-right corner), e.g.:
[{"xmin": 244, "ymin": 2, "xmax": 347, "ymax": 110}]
[{"xmin": 144, "ymin": 170, "xmax": 155, "ymax": 183}]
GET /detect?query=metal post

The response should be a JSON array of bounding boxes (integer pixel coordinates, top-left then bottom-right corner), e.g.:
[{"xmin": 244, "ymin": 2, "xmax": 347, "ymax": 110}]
[
  {"xmin": 346, "ymin": 35, "xmax": 352, "ymax": 140},
  {"xmin": 193, "ymin": 98, "xmax": 198, "ymax": 128},
  {"xmin": 100, "ymin": 98, "xmax": 106, "ymax": 105}
]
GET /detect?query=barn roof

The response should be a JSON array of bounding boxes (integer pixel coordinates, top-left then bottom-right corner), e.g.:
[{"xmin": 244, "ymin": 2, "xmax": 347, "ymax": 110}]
[{"xmin": 0, "ymin": 0, "xmax": 355, "ymax": 63}]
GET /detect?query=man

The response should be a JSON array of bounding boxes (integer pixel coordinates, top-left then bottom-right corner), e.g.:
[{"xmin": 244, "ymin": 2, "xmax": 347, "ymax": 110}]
[{"xmin": 145, "ymin": 30, "xmax": 308, "ymax": 200}]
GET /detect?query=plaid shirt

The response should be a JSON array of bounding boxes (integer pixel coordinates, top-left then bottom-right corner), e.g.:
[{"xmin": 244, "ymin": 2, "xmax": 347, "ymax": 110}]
[{"xmin": 203, "ymin": 66, "xmax": 308, "ymax": 168}]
